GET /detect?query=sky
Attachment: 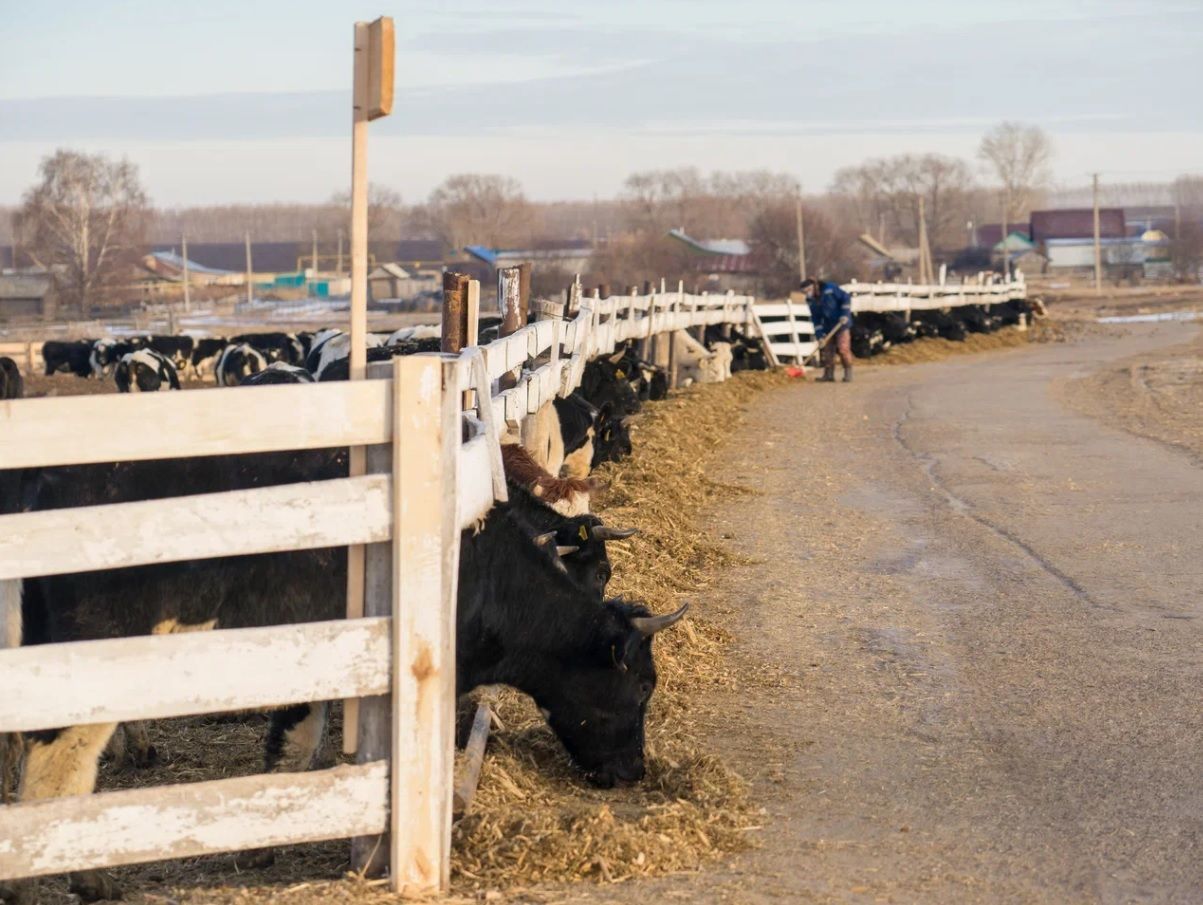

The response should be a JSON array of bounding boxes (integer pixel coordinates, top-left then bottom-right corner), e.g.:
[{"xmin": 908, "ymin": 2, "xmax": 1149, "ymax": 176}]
[{"xmin": 1, "ymin": 0, "xmax": 1201, "ymax": 205}]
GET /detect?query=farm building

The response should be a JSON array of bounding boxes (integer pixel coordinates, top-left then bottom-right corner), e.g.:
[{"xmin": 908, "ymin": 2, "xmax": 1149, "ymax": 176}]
[
  {"xmin": 0, "ymin": 272, "xmax": 57, "ymax": 320},
  {"xmin": 368, "ymin": 262, "xmax": 441, "ymax": 302},
  {"xmin": 1029, "ymin": 208, "xmax": 1126, "ymax": 243},
  {"xmin": 464, "ymin": 239, "xmax": 594, "ymax": 276},
  {"xmin": 666, "ymin": 229, "xmax": 761, "ymax": 292}
]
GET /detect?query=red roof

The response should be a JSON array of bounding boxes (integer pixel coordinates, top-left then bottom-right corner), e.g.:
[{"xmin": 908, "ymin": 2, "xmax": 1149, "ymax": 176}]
[{"xmin": 1030, "ymin": 209, "xmax": 1125, "ymax": 242}]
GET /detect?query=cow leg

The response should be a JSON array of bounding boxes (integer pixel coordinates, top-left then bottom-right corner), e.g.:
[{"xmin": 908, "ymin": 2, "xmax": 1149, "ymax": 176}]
[
  {"xmin": 104, "ymin": 721, "xmax": 157, "ymax": 770},
  {"xmin": 14, "ymin": 724, "xmax": 123, "ymax": 904},
  {"xmin": 265, "ymin": 702, "xmax": 327, "ymax": 773},
  {"xmin": 234, "ymin": 703, "xmax": 328, "ymax": 872}
]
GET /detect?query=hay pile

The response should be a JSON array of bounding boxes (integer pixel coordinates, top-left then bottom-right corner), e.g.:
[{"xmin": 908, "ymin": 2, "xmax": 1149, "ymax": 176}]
[
  {"xmin": 872, "ymin": 325, "xmax": 1030, "ymax": 366},
  {"xmin": 451, "ymin": 370, "xmax": 789, "ymax": 892}
]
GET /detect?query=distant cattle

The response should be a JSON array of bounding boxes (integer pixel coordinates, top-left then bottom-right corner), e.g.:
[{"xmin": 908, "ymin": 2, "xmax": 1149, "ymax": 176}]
[
  {"xmin": 304, "ymin": 331, "xmax": 391, "ymax": 379},
  {"xmin": 114, "ymin": 349, "xmax": 181, "ymax": 393},
  {"xmin": 0, "ymin": 356, "xmax": 23, "ymax": 400},
  {"xmin": 144, "ymin": 335, "xmax": 195, "ymax": 370},
  {"xmin": 41, "ymin": 340, "xmax": 96, "ymax": 378},
  {"xmin": 232, "ymin": 332, "xmax": 305, "ymax": 365},
  {"xmin": 215, "ymin": 343, "xmax": 267, "ymax": 386},
  {"xmin": 315, "ymin": 339, "xmax": 441, "ymax": 382},
  {"xmin": 190, "ymin": 337, "xmax": 227, "ymax": 377},
  {"xmin": 240, "ymin": 362, "xmax": 314, "ymax": 385}
]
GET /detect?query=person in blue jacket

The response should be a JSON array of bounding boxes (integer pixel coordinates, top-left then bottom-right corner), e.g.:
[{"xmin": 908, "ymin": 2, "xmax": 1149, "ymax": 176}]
[{"xmin": 801, "ymin": 278, "xmax": 854, "ymax": 382}]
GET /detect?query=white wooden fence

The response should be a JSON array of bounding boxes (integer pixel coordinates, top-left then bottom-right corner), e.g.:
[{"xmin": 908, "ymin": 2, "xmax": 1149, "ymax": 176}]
[
  {"xmin": 755, "ymin": 274, "xmax": 1028, "ymax": 363},
  {"xmin": 0, "ymin": 284, "xmax": 757, "ymax": 896}
]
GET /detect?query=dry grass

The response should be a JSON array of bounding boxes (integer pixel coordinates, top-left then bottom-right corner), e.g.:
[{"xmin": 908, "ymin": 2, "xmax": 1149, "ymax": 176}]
[{"xmin": 869, "ymin": 325, "xmax": 1032, "ymax": 366}]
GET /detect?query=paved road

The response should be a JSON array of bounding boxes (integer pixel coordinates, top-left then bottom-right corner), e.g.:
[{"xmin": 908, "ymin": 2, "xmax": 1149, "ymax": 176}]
[{"xmin": 569, "ymin": 324, "xmax": 1203, "ymax": 904}]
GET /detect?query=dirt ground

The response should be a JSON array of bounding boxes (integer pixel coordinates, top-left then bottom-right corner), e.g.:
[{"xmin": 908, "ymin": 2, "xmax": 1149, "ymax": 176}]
[
  {"xmin": 11, "ymin": 307, "xmax": 1203, "ymax": 903},
  {"xmin": 550, "ymin": 316, "xmax": 1203, "ymax": 904}
]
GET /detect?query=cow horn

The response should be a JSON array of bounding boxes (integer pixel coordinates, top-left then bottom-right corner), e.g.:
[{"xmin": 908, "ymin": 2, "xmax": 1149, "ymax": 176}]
[
  {"xmin": 631, "ymin": 602, "xmax": 689, "ymax": 637},
  {"xmin": 556, "ymin": 545, "xmax": 580, "ymax": 557},
  {"xmin": 532, "ymin": 531, "xmax": 556, "ymax": 547},
  {"xmin": 592, "ymin": 525, "xmax": 638, "ymax": 541},
  {"xmin": 607, "ymin": 350, "xmax": 626, "ymax": 364}
]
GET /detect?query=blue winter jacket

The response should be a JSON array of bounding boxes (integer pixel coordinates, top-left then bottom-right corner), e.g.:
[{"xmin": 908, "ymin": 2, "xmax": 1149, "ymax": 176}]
[{"xmin": 807, "ymin": 282, "xmax": 853, "ymax": 340}]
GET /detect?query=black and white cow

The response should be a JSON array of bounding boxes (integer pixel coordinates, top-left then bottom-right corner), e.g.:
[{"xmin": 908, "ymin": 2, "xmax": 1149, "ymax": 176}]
[
  {"xmin": 114, "ymin": 349, "xmax": 181, "ymax": 393},
  {"xmin": 190, "ymin": 337, "xmax": 227, "ymax": 378},
  {"xmin": 8, "ymin": 449, "xmax": 685, "ymax": 901},
  {"xmin": 305, "ymin": 331, "xmax": 390, "ymax": 380},
  {"xmin": 231, "ymin": 332, "xmax": 305, "ymax": 365},
  {"xmin": 215, "ymin": 343, "xmax": 267, "ymax": 386},
  {"xmin": 41, "ymin": 340, "xmax": 96, "ymax": 378},
  {"xmin": 143, "ymin": 335, "xmax": 195, "ymax": 370},
  {"xmin": 315, "ymin": 339, "xmax": 442, "ymax": 383},
  {"xmin": 240, "ymin": 362, "xmax": 315, "ymax": 385}
]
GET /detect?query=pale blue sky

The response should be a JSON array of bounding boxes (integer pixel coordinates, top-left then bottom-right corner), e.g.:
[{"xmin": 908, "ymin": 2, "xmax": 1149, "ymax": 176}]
[{"xmin": 2, "ymin": 0, "xmax": 1200, "ymax": 204}]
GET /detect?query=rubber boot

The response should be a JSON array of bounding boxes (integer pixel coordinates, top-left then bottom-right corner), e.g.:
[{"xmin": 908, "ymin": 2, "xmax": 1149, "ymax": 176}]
[
  {"xmin": 817, "ymin": 366, "xmax": 836, "ymax": 382},
  {"xmin": 843, "ymin": 365, "xmax": 853, "ymax": 383}
]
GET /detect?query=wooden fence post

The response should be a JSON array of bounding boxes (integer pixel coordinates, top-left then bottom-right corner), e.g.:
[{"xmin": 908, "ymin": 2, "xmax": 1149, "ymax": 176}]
[
  {"xmin": 390, "ymin": 354, "xmax": 459, "ymax": 896},
  {"xmin": 497, "ymin": 266, "xmax": 522, "ymax": 392},
  {"xmin": 441, "ymin": 272, "xmax": 470, "ymax": 353}
]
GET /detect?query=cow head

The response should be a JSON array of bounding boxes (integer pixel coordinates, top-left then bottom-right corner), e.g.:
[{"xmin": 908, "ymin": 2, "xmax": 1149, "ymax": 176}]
[
  {"xmin": 591, "ymin": 403, "xmax": 633, "ymax": 467},
  {"xmin": 533, "ymin": 518, "xmax": 636, "ymax": 602},
  {"xmin": 540, "ymin": 599, "xmax": 688, "ymax": 787}
]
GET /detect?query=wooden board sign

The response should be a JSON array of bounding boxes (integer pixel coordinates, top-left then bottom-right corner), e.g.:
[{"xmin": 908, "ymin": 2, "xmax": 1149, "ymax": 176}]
[{"xmin": 358, "ymin": 16, "xmax": 394, "ymax": 121}]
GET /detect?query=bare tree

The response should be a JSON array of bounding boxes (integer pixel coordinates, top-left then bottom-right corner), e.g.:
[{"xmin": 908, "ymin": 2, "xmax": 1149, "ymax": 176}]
[
  {"xmin": 328, "ymin": 183, "xmax": 403, "ymax": 241},
  {"xmin": 747, "ymin": 201, "xmax": 864, "ymax": 296},
  {"xmin": 412, "ymin": 174, "xmax": 533, "ymax": 251},
  {"xmin": 15, "ymin": 149, "xmax": 150, "ymax": 312},
  {"xmin": 621, "ymin": 168, "xmax": 708, "ymax": 235},
  {"xmin": 978, "ymin": 122, "xmax": 1053, "ymax": 222},
  {"xmin": 1170, "ymin": 174, "xmax": 1203, "ymax": 281},
  {"xmin": 831, "ymin": 154, "xmax": 974, "ymax": 249}
]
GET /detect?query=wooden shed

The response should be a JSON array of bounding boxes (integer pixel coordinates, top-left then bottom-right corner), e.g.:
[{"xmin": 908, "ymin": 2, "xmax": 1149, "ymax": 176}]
[{"xmin": 0, "ymin": 273, "xmax": 57, "ymax": 320}]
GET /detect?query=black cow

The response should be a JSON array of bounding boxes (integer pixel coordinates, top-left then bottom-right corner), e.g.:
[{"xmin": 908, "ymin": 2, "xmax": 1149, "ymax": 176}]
[
  {"xmin": 0, "ymin": 356, "xmax": 23, "ymax": 400},
  {"xmin": 215, "ymin": 343, "xmax": 267, "ymax": 386},
  {"xmin": 41, "ymin": 340, "xmax": 95, "ymax": 377},
  {"xmin": 190, "ymin": 337, "xmax": 227, "ymax": 378},
  {"xmin": 232, "ymin": 332, "xmax": 305, "ymax": 365},
  {"xmin": 913, "ymin": 309, "xmax": 967, "ymax": 341},
  {"xmin": 240, "ymin": 362, "xmax": 315, "ymax": 385},
  {"xmin": 114, "ymin": 349, "xmax": 181, "ymax": 393},
  {"xmin": 10, "ymin": 448, "xmax": 685, "ymax": 901},
  {"xmin": 91, "ymin": 339, "xmax": 145, "ymax": 377},
  {"xmin": 316, "ymin": 339, "xmax": 442, "ymax": 382}
]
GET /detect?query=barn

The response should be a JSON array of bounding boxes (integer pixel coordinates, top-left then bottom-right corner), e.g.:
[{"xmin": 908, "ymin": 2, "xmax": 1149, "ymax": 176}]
[{"xmin": 0, "ymin": 273, "xmax": 57, "ymax": 320}]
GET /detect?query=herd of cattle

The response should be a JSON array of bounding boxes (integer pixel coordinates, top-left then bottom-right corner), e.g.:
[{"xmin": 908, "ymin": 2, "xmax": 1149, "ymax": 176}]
[
  {"xmin": 849, "ymin": 298, "xmax": 1036, "ymax": 359},
  {"xmin": 36, "ymin": 321, "xmax": 771, "ymax": 394},
  {"xmin": 0, "ymin": 318, "xmax": 779, "ymax": 903}
]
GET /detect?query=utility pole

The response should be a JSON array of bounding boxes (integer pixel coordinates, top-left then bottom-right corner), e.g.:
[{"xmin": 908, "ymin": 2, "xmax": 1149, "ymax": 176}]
[
  {"xmin": 244, "ymin": 231, "xmax": 253, "ymax": 305},
  {"xmin": 312, "ymin": 228, "xmax": 319, "ymax": 274},
  {"xmin": 1092, "ymin": 172, "xmax": 1102, "ymax": 295},
  {"xmin": 1000, "ymin": 186, "xmax": 1010, "ymax": 281},
  {"xmin": 181, "ymin": 234, "xmax": 191, "ymax": 313},
  {"xmin": 337, "ymin": 227, "xmax": 345, "ymax": 274},
  {"xmin": 795, "ymin": 196, "xmax": 807, "ymax": 284},
  {"xmin": 917, "ymin": 195, "xmax": 933, "ymax": 285}
]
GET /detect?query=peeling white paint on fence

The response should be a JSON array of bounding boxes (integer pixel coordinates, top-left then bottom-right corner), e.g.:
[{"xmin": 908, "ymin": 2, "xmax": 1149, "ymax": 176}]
[
  {"xmin": 0, "ymin": 762, "xmax": 388, "ymax": 878},
  {"xmin": 0, "ymin": 617, "xmax": 391, "ymax": 732}
]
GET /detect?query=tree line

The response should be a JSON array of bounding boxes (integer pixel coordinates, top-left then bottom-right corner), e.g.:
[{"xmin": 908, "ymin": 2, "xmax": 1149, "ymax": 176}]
[{"xmin": 8, "ymin": 123, "xmax": 1203, "ymax": 312}]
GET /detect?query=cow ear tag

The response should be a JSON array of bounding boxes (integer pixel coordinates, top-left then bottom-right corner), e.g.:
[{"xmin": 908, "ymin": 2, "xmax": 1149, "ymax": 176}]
[
  {"xmin": 578, "ymin": 525, "xmax": 589, "ymax": 541},
  {"xmin": 615, "ymin": 368, "xmax": 626, "ymax": 379}
]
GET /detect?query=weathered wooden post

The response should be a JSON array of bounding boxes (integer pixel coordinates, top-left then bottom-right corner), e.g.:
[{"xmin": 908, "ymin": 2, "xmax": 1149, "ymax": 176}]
[
  {"xmin": 344, "ymin": 14, "xmax": 394, "ymax": 757},
  {"xmin": 441, "ymin": 272, "xmax": 470, "ymax": 353},
  {"xmin": 391, "ymin": 354, "xmax": 459, "ymax": 895},
  {"xmin": 497, "ymin": 266, "xmax": 522, "ymax": 393}
]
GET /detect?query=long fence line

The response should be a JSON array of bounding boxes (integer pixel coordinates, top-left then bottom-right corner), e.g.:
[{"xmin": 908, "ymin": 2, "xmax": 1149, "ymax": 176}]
[{"xmin": 0, "ymin": 281, "xmax": 758, "ymax": 896}]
